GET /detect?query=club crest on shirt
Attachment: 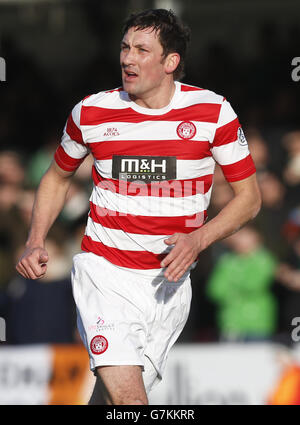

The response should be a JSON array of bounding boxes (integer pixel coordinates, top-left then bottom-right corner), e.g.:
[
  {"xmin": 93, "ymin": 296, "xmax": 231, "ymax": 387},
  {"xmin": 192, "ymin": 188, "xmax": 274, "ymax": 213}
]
[
  {"xmin": 177, "ymin": 121, "xmax": 197, "ymax": 140},
  {"xmin": 90, "ymin": 335, "xmax": 108, "ymax": 355},
  {"xmin": 237, "ymin": 127, "xmax": 248, "ymax": 146}
]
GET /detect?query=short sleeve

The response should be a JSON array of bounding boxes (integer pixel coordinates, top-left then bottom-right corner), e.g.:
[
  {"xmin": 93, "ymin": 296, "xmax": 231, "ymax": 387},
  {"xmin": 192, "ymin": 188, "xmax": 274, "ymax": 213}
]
[
  {"xmin": 211, "ymin": 99, "xmax": 256, "ymax": 182},
  {"xmin": 54, "ymin": 100, "xmax": 90, "ymax": 172}
]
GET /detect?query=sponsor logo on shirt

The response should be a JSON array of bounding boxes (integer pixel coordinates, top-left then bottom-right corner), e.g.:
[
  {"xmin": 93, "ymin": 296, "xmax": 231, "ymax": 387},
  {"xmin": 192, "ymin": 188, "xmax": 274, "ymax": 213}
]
[
  {"xmin": 177, "ymin": 121, "xmax": 197, "ymax": 140},
  {"xmin": 112, "ymin": 155, "xmax": 177, "ymax": 182},
  {"xmin": 103, "ymin": 127, "xmax": 120, "ymax": 137}
]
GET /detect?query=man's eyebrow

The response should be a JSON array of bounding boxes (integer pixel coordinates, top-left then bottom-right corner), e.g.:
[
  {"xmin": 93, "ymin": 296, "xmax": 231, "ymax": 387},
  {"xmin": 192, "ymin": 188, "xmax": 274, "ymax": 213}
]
[
  {"xmin": 121, "ymin": 41, "xmax": 150, "ymax": 49},
  {"xmin": 134, "ymin": 43, "xmax": 150, "ymax": 49}
]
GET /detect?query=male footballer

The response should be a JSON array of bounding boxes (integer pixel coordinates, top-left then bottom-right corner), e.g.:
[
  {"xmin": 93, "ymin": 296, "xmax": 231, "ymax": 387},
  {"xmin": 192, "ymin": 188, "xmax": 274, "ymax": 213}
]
[{"xmin": 16, "ymin": 9, "xmax": 261, "ymax": 405}]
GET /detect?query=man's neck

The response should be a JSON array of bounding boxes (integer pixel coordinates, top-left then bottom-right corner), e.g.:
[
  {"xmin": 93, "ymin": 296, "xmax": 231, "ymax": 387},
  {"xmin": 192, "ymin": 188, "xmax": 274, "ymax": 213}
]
[{"xmin": 130, "ymin": 81, "xmax": 176, "ymax": 109}]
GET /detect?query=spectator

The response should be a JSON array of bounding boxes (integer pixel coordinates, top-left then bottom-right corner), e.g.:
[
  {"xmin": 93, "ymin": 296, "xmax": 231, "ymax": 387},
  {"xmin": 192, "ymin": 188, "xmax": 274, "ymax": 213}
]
[
  {"xmin": 268, "ymin": 347, "xmax": 300, "ymax": 405},
  {"xmin": 281, "ymin": 131, "xmax": 300, "ymax": 210},
  {"xmin": 282, "ymin": 205, "xmax": 300, "ymax": 244},
  {"xmin": 5, "ymin": 224, "xmax": 76, "ymax": 345},
  {"xmin": 275, "ymin": 236, "xmax": 300, "ymax": 339},
  {"xmin": 247, "ymin": 127, "xmax": 270, "ymax": 173},
  {"xmin": 282, "ymin": 131, "xmax": 300, "ymax": 187},
  {"xmin": 0, "ymin": 152, "xmax": 27, "ymax": 289},
  {"xmin": 206, "ymin": 225, "xmax": 278, "ymax": 342},
  {"xmin": 25, "ymin": 131, "xmax": 59, "ymax": 188},
  {"xmin": 255, "ymin": 171, "xmax": 288, "ymax": 259}
]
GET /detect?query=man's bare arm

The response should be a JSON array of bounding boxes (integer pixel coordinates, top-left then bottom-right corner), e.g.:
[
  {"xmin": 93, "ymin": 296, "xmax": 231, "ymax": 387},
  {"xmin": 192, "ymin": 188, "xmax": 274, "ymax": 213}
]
[
  {"xmin": 161, "ymin": 173, "xmax": 262, "ymax": 282},
  {"xmin": 194, "ymin": 173, "xmax": 262, "ymax": 249},
  {"xmin": 16, "ymin": 161, "xmax": 74, "ymax": 280}
]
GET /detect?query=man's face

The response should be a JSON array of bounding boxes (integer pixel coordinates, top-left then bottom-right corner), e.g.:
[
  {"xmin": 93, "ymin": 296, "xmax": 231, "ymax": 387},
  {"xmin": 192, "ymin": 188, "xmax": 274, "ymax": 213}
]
[{"xmin": 120, "ymin": 26, "xmax": 168, "ymax": 99}]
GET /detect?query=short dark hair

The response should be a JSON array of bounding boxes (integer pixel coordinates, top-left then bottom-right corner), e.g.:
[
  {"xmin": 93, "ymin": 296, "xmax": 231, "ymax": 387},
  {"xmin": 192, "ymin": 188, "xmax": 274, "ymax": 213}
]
[{"xmin": 122, "ymin": 9, "xmax": 191, "ymax": 81}]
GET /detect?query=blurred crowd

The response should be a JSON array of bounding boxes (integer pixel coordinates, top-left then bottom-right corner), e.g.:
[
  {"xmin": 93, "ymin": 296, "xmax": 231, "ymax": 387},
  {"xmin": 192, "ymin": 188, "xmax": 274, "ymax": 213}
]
[
  {"xmin": 1, "ymin": 124, "xmax": 300, "ymax": 347},
  {"xmin": 183, "ymin": 126, "xmax": 300, "ymax": 346},
  {"xmin": 0, "ymin": 148, "xmax": 93, "ymax": 344},
  {"xmin": 0, "ymin": 12, "xmax": 300, "ymax": 347}
]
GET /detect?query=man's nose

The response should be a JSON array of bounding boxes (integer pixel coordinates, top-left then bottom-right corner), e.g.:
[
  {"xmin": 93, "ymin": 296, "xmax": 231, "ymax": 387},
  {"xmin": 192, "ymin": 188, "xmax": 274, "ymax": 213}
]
[{"xmin": 122, "ymin": 48, "xmax": 136, "ymax": 65}]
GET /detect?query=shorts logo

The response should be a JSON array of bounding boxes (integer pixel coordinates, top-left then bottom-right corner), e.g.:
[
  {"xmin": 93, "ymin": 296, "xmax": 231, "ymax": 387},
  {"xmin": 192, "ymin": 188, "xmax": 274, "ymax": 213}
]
[
  {"xmin": 112, "ymin": 155, "xmax": 176, "ymax": 182},
  {"xmin": 90, "ymin": 335, "xmax": 108, "ymax": 355},
  {"xmin": 88, "ymin": 316, "xmax": 115, "ymax": 332},
  {"xmin": 237, "ymin": 127, "xmax": 248, "ymax": 146},
  {"xmin": 177, "ymin": 121, "xmax": 197, "ymax": 140}
]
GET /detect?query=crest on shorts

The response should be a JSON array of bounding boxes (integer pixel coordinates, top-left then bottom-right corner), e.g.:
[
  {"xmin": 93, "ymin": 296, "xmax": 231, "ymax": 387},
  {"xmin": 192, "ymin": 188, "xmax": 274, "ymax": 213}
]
[
  {"xmin": 237, "ymin": 127, "xmax": 248, "ymax": 146},
  {"xmin": 90, "ymin": 335, "xmax": 108, "ymax": 355},
  {"xmin": 177, "ymin": 121, "xmax": 197, "ymax": 140}
]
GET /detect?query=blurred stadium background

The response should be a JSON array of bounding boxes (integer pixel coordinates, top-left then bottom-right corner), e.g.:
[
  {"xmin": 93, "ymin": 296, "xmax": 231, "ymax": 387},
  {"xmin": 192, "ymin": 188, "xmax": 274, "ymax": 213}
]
[{"xmin": 0, "ymin": 0, "xmax": 300, "ymax": 404}]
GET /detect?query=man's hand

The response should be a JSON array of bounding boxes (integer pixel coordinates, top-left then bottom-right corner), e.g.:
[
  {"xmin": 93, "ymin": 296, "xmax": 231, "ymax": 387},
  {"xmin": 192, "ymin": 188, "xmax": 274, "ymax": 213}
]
[
  {"xmin": 14, "ymin": 161, "xmax": 74, "ymax": 281},
  {"xmin": 16, "ymin": 246, "xmax": 49, "ymax": 280},
  {"xmin": 160, "ymin": 174, "xmax": 261, "ymax": 283},
  {"xmin": 161, "ymin": 232, "xmax": 202, "ymax": 282}
]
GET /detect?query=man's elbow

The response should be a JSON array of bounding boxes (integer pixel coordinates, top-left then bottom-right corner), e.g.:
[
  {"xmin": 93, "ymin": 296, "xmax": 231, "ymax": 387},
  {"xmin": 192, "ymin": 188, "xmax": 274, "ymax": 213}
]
[{"xmin": 251, "ymin": 189, "xmax": 262, "ymax": 219}]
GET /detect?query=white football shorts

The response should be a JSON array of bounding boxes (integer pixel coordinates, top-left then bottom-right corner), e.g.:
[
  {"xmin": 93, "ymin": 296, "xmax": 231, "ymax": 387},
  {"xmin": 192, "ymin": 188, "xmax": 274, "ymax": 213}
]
[{"xmin": 71, "ymin": 251, "xmax": 192, "ymax": 394}]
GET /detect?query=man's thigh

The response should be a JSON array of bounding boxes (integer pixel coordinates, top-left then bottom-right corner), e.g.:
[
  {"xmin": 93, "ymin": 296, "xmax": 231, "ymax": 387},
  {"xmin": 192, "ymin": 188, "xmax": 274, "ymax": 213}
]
[
  {"xmin": 72, "ymin": 254, "xmax": 147, "ymax": 371},
  {"xmin": 89, "ymin": 365, "xmax": 148, "ymax": 405}
]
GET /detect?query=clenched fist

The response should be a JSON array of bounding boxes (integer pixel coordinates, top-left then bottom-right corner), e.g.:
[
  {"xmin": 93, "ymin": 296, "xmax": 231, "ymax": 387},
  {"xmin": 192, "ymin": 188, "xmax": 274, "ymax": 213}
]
[{"xmin": 16, "ymin": 246, "xmax": 49, "ymax": 280}]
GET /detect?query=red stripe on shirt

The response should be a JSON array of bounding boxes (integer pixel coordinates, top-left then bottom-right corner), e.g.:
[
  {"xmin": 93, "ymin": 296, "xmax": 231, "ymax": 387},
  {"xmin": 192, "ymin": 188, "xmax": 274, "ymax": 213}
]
[
  {"xmin": 105, "ymin": 87, "xmax": 123, "ymax": 93},
  {"xmin": 220, "ymin": 154, "xmax": 256, "ymax": 182},
  {"xmin": 88, "ymin": 140, "xmax": 212, "ymax": 160},
  {"xmin": 66, "ymin": 113, "xmax": 84, "ymax": 145},
  {"xmin": 213, "ymin": 118, "xmax": 240, "ymax": 147},
  {"xmin": 89, "ymin": 202, "xmax": 207, "ymax": 235},
  {"xmin": 81, "ymin": 103, "xmax": 221, "ymax": 125},
  {"xmin": 54, "ymin": 145, "xmax": 86, "ymax": 172},
  {"xmin": 81, "ymin": 235, "xmax": 167, "ymax": 269},
  {"xmin": 180, "ymin": 84, "xmax": 205, "ymax": 92},
  {"xmin": 92, "ymin": 166, "xmax": 213, "ymax": 197}
]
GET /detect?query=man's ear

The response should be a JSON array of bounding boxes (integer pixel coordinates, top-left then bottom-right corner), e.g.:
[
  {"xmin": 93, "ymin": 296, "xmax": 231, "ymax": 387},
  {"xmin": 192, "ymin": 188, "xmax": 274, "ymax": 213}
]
[{"xmin": 164, "ymin": 52, "xmax": 181, "ymax": 75}]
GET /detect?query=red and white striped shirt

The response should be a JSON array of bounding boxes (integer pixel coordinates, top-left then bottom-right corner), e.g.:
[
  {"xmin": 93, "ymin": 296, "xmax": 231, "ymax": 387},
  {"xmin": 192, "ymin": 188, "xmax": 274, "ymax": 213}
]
[{"xmin": 54, "ymin": 81, "xmax": 256, "ymax": 273}]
